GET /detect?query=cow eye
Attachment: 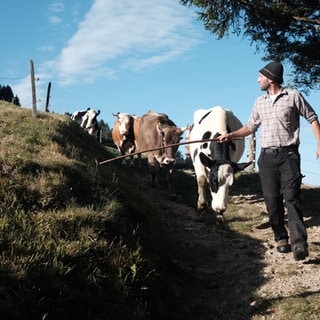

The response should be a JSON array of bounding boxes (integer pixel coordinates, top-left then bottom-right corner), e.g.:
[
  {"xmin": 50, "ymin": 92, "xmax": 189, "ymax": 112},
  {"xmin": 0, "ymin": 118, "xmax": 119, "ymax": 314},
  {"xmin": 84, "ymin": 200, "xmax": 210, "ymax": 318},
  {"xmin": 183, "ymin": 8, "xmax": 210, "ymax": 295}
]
[
  {"xmin": 223, "ymin": 172, "xmax": 231, "ymax": 179},
  {"xmin": 224, "ymin": 172, "xmax": 234, "ymax": 186}
]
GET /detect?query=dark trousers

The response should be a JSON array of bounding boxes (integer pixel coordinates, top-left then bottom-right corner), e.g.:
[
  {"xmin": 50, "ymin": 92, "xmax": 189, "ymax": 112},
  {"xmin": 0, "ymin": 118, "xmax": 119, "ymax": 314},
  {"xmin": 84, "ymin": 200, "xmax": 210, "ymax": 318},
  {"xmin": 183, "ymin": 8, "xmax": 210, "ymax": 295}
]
[{"xmin": 258, "ymin": 146, "xmax": 307, "ymax": 245}]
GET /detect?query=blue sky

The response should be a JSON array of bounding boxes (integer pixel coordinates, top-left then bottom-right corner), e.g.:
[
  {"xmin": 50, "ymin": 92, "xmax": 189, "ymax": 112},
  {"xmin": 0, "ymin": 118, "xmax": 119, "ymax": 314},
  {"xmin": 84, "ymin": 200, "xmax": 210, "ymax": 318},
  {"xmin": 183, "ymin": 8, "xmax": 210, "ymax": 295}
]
[{"xmin": 1, "ymin": 0, "xmax": 319, "ymax": 186}]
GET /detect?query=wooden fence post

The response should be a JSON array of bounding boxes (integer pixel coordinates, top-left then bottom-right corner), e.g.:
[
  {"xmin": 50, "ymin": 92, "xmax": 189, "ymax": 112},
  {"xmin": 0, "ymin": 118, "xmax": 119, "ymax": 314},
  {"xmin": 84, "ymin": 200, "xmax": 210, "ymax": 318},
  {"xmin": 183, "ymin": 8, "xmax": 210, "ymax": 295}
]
[
  {"xmin": 45, "ymin": 82, "xmax": 51, "ymax": 112},
  {"xmin": 30, "ymin": 60, "xmax": 37, "ymax": 118}
]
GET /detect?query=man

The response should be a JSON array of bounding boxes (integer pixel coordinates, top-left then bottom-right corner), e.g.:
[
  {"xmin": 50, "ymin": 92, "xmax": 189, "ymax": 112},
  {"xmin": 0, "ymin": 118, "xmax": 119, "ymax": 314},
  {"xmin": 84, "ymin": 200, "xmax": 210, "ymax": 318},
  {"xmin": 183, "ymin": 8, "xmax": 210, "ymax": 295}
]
[{"xmin": 218, "ymin": 61, "xmax": 320, "ymax": 261}]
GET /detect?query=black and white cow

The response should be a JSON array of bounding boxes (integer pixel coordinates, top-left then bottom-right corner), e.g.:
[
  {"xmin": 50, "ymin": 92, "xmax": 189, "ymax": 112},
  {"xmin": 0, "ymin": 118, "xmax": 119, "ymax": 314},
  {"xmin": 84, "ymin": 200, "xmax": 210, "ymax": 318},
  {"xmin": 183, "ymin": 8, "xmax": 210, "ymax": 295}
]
[
  {"xmin": 189, "ymin": 106, "xmax": 251, "ymax": 220},
  {"xmin": 81, "ymin": 108, "xmax": 101, "ymax": 136},
  {"xmin": 70, "ymin": 108, "xmax": 100, "ymax": 136},
  {"xmin": 71, "ymin": 108, "xmax": 90, "ymax": 125}
]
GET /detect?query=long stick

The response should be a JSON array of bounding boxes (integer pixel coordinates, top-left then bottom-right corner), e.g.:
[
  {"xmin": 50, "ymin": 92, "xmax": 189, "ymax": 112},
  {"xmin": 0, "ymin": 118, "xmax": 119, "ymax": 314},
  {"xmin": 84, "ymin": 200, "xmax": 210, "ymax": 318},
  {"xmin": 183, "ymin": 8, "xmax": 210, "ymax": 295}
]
[{"xmin": 98, "ymin": 137, "xmax": 243, "ymax": 165}]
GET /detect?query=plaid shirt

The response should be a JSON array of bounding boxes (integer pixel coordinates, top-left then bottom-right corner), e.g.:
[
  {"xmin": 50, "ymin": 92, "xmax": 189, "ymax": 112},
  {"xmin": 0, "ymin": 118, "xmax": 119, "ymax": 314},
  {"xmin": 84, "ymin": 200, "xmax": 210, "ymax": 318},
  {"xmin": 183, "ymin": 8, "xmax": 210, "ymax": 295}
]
[{"xmin": 247, "ymin": 88, "xmax": 318, "ymax": 148}]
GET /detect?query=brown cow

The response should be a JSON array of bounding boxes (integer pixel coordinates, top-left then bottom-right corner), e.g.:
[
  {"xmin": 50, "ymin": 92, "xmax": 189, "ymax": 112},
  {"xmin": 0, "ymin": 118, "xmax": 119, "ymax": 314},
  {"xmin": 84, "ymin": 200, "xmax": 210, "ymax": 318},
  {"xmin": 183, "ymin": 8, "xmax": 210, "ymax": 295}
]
[
  {"xmin": 112, "ymin": 112, "xmax": 136, "ymax": 166},
  {"xmin": 135, "ymin": 110, "xmax": 186, "ymax": 198}
]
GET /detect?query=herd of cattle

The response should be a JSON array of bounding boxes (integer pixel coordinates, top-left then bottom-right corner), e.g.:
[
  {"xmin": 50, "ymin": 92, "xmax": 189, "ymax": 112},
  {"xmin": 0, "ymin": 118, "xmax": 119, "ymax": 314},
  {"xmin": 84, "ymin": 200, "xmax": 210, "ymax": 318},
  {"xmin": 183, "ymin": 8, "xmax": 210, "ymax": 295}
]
[{"xmin": 70, "ymin": 106, "xmax": 251, "ymax": 219}]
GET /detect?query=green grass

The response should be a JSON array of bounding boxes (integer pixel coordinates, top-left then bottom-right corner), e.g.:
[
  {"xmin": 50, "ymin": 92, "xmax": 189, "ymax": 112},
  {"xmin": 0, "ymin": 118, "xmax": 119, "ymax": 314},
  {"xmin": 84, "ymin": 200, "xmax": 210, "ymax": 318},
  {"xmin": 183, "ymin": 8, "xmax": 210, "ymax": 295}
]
[
  {"xmin": 277, "ymin": 295, "xmax": 320, "ymax": 320},
  {"xmin": 252, "ymin": 293, "xmax": 320, "ymax": 320},
  {"xmin": 1, "ymin": 101, "xmax": 319, "ymax": 320},
  {"xmin": 0, "ymin": 102, "xmax": 164, "ymax": 320}
]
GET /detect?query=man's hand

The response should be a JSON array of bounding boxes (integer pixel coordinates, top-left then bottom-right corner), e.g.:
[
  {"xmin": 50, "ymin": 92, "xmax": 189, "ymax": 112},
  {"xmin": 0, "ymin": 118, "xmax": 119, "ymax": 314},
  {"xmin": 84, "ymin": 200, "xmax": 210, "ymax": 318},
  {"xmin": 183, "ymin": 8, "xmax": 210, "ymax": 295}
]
[{"xmin": 216, "ymin": 133, "xmax": 232, "ymax": 143}]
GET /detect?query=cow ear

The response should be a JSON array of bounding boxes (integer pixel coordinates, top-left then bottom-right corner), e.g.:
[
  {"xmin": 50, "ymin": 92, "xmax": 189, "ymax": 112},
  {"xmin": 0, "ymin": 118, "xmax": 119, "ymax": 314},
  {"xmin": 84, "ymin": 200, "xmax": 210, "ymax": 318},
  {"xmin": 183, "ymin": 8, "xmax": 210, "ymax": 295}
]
[
  {"xmin": 199, "ymin": 152, "xmax": 215, "ymax": 168},
  {"xmin": 233, "ymin": 161, "xmax": 252, "ymax": 172},
  {"xmin": 177, "ymin": 127, "xmax": 187, "ymax": 136},
  {"xmin": 180, "ymin": 126, "xmax": 188, "ymax": 132}
]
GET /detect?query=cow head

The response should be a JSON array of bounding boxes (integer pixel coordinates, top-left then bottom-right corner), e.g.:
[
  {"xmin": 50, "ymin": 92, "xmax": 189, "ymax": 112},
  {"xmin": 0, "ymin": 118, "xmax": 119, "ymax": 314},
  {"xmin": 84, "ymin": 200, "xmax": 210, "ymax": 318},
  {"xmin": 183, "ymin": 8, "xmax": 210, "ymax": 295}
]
[
  {"xmin": 199, "ymin": 151, "xmax": 251, "ymax": 216},
  {"xmin": 113, "ymin": 112, "xmax": 134, "ymax": 136},
  {"xmin": 81, "ymin": 109, "xmax": 100, "ymax": 135},
  {"xmin": 71, "ymin": 107, "xmax": 91, "ymax": 124},
  {"xmin": 155, "ymin": 123, "xmax": 186, "ymax": 166}
]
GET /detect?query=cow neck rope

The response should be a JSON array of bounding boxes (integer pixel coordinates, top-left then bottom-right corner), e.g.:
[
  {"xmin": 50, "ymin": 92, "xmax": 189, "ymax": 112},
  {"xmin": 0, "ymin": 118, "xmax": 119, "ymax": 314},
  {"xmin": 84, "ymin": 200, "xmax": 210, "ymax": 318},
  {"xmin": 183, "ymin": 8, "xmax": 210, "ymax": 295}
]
[{"xmin": 99, "ymin": 137, "xmax": 243, "ymax": 165}]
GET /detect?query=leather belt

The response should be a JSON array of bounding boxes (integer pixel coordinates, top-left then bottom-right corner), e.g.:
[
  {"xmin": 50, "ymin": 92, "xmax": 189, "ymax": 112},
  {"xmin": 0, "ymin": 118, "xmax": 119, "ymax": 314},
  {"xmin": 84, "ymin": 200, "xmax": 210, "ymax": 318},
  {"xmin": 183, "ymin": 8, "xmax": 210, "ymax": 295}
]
[{"xmin": 261, "ymin": 145, "xmax": 298, "ymax": 154}]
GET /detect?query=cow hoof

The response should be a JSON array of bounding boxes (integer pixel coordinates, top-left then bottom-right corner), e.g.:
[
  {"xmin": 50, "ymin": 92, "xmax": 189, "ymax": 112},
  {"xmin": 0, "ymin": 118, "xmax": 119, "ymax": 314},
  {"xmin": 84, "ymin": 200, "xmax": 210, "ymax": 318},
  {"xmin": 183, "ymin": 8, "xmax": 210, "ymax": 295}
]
[
  {"xmin": 169, "ymin": 194, "xmax": 177, "ymax": 201},
  {"xmin": 215, "ymin": 214, "xmax": 224, "ymax": 223},
  {"xmin": 196, "ymin": 207, "xmax": 205, "ymax": 215}
]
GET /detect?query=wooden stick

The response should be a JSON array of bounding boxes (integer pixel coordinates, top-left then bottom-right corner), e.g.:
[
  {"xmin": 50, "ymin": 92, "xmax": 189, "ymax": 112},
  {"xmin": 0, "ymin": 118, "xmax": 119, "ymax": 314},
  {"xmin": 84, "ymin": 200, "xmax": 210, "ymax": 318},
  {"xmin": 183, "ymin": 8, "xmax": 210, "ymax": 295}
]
[{"xmin": 98, "ymin": 137, "xmax": 243, "ymax": 165}]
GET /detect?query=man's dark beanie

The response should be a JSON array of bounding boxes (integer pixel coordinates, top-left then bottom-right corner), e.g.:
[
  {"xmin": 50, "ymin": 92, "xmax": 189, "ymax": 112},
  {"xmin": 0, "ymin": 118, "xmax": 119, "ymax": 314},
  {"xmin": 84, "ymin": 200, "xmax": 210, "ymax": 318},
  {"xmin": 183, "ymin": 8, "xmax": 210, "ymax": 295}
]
[{"xmin": 259, "ymin": 61, "xmax": 284, "ymax": 84}]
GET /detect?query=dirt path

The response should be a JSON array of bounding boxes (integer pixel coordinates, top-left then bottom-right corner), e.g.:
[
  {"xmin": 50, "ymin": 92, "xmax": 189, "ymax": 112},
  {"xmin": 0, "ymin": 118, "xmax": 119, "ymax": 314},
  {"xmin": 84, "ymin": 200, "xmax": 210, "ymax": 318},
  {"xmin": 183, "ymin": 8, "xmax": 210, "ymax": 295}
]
[{"xmin": 144, "ymin": 169, "xmax": 320, "ymax": 320}]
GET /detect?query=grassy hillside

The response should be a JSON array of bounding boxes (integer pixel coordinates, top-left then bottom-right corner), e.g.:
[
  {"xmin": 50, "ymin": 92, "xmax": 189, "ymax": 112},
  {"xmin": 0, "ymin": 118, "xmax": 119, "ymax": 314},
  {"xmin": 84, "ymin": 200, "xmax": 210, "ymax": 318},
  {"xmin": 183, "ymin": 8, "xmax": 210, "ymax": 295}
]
[{"xmin": 0, "ymin": 102, "xmax": 165, "ymax": 320}]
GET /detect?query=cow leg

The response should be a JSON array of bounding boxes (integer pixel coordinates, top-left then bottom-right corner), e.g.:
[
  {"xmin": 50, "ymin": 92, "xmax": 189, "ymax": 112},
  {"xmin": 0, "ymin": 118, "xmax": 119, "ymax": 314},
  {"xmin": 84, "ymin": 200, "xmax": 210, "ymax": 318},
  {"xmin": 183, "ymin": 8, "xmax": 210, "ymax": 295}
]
[
  {"xmin": 197, "ymin": 175, "xmax": 208, "ymax": 211},
  {"xmin": 118, "ymin": 148, "xmax": 127, "ymax": 166},
  {"xmin": 121, "ymin": 153, "xmax": 127, "ymax": 165},
  {"xmin": 128, "ymin": 145, "xmax": 136, "ymax": 167},
  {"xmin": 167, "ymin": 166, "xmax": 176, "ymax": 199},
  {"xmin": 136, "ymin": 154, "xmax": 142, "ymax": 168},
  {"xmin": 152, "ymin": 166, "xmax": 159, "ymax": 187},
  {"xmin": 148, "ymin": 158, "xmax": 160, "ymax": 188},
  {"xmin": 128, "ymin": 156, "xmax": 135, "ymax": 167}
]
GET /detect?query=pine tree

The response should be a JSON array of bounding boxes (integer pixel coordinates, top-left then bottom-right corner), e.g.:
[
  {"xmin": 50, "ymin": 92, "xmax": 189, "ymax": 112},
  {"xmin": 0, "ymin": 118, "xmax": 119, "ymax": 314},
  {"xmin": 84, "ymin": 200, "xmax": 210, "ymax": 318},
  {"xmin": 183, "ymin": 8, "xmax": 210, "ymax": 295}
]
[{"xmin": 0, "ymin": 84, "xmax": 21, "ymax": 106}]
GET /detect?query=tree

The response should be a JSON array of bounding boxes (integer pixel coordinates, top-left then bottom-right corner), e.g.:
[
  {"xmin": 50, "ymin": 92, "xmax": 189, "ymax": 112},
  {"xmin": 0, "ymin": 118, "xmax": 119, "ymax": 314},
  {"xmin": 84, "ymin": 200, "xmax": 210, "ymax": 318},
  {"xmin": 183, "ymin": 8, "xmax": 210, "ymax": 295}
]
[
  {"xmin": 98, "ymin": 119, "xmax": 111, "ymax": 137},
  {"xmin": 97, "ymin": 119, "xmax": 113, "ymax": 145},
  {"xmin": 0, "ymin": 84, "xmax": 21, "ymax": 106},
  {"xmin": 0, "ymin": 85, "xmax": 14, "ymax": 102},
  {"xmin": 180, "ymin": 0, "xmax": 320, "ymax": 92},
  {"xmin": 12, "ymin": 95, "xmax": 20, "ymax": 106}
]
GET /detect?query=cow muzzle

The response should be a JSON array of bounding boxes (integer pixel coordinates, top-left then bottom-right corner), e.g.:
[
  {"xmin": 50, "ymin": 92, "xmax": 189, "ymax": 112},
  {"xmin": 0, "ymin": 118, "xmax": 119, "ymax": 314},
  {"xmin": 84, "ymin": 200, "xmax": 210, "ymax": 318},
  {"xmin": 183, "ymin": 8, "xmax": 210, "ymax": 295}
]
[
  {"xmin": 211, "ymin": 199, "xmax": 227, "ymax": 215},
  {"xmin": 211, "ymin": 203, "xmax": 226, "ymax": 222},
  {"xmin": 119, "ymin": 129, "xmax": 129, "ymax": 135},
  {"xmin": 161, "ymin": 157, "xmax": 176, "ymax": 166},
  {"xmin": 213, "ymin": 207, "xmax": 226, "ymax": 214}
]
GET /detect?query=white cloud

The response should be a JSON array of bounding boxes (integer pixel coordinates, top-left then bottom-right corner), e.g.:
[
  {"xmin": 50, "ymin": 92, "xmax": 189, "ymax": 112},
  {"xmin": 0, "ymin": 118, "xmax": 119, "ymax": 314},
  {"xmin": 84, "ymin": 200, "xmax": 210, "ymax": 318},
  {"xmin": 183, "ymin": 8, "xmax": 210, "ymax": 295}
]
[
  {"xmin": 49, "ymin": 0, "xmax": 202, "ymax": 85},
  {"xmin": 50, "ymin": 2, "xmax": 65, "ymax": 13},
  {"xmin": 49, "ymin": 15, "xmax": 63, "ymax": 24},
  {"xmin": 48, "ymin": 1, "xmax": 65, "ymax": 24},
  {"xmin": 38, "ymin": 45, "xmax": 55, "ymax": 53},
  {"xmin": 14, "ymin": 0, "xmax": 202, "ymax": 106}
]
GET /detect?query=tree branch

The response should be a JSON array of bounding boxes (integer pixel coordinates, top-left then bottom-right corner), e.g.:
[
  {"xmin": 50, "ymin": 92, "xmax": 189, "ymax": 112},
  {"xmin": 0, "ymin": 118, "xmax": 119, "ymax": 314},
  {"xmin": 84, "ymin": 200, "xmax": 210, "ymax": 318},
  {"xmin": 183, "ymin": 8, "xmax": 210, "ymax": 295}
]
[{"xmin": 293, "ymin": 16, "xmax": 320, "ymax": 26}]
